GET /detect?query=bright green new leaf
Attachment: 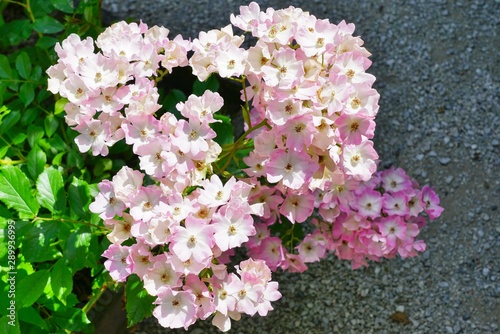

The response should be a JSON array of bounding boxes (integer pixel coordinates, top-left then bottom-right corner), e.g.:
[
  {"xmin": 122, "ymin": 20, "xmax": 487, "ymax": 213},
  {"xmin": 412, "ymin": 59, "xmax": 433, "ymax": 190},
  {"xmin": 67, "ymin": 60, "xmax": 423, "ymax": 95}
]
[
  {"xmin": 68, "ymin": 178, "xmax": 91, "ymax": 220},
  {"xmin": 0, "ymin": 147, "xmax": 8, "ymax": 159},
  {"xmin": 19, "ymin": 82, "xmax": 35, "ymax": 107},
  {"xmin": 51, "ymin": 259, "xmax": 73, "ymax": 305},
  {"xmin": 11, "ymin": 133, "xmax": 27, "ymax": 145},
  {"xmin": 16, "ymin": 269, "xmax": 50, "ymax": 308},
  {"xmin": 27, "ymin": 145, "xmax": 47, "ymax": 181},
  {"xmin": 0, "ymin": 166, "xmax": 39, "ymax": 218},
  {"xmin": 125, "ymin": 275, "xmax": 155, "ymax": 327},
  {"xmin": 36, "ymin": 167, "xmax": 66, "ymax": 214},
  {"xmin": 33, "ymin": 16, "xmax": 64, "ymax": 34},
  {"xmin": 54, "ymin": 98, "xmax": 68, "ymax": 115},
  {"xmin": 0, "ymin": 55, "xmax": 12, "ymax": 79},
  {"xmin": 15, "ymin": 52, "xmax": 31, "ymax": 80}
]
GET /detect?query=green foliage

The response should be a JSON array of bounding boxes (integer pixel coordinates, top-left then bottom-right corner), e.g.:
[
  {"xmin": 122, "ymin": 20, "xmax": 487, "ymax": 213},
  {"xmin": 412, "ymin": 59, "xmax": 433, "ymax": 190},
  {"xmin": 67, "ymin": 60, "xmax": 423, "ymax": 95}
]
[
  {"xmin": 125, "ymin": 275, "xmax": 156, "ymax": 327},
  {"xmin": 0, "ymin": 1, "xmax": 112, "ymax": 332}
]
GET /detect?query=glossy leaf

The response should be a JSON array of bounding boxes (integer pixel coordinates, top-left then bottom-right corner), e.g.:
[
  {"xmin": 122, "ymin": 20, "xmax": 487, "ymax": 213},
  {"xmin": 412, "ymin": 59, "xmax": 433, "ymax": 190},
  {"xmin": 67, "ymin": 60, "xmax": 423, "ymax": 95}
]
[
  {"xmin": 125, "ymin": 275, "xmax": 155, "ymax": 327},
  {"xmin": 36, "ymin": 167, "xmax": 66, "ymax": 214},
  {"xmin": 15, "ymin": 52, "xmax": 31, "ymax": 79},
  {"xmin": 33, "ymin": 16, "xmax": 64, "ymax": 34},
  {"xmin": 50, "ymin": 259, "xmax": 73, "ymax": 304},
  {"xmin": 16, "ymin": 270, "xmax": 50, "ymax": 308},
  {"xmin": 68, "ymin": 177, "xmax": 91, "ymax": 220},
  {"xmin": 0, "ymin": 54, "xmax": 12, "ymax": 78},
  {"xmin": 27, "ymin": 145, "xmax": 47, "ymax": 181},
  {"xmin": 19, "ymin": 82, "xmax": 35, "ymax": 107},
  {"xmin": 0, "ymin": 166, "xmax": 39, "ymax": 217}
]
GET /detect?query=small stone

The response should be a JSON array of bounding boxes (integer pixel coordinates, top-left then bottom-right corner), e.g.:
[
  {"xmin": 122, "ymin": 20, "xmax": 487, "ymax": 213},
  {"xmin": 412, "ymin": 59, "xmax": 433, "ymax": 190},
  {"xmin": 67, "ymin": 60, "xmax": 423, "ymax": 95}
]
[
  {"xmin": 462, "ymin": 313, "xmax": 471, "ymax": 321},
  {"xmin": 445, "ymin": 175, "xmax": 453, "ymax": 184},
  {"xmin": 416, "ymin": 153, "xmax": 424, "ymax": 160},
  {"xmin": 438, "ymin": 281, "xmax": 449, "ymax": 288},
  {"xmin": 439, "ymin": 157, "xmax": 451, "ymax": 165},
  {"xmin": 480, "ymin": 213, "xmax": 490, "ymax": 221},
  {"xmin": 396, "ymin": 305, "xmax": 405, "ymax": 312},
  {"xmin": 482, "ymin": 268, "xmax": 490, "ymax": 276}
]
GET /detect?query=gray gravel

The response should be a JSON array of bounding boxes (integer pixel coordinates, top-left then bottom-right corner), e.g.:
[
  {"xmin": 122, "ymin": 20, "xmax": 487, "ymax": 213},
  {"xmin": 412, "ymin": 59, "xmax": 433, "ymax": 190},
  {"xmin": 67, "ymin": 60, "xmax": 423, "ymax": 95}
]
[{"xmin": 101, "ymin": 0, "xmax": 499, "ymax": 333}]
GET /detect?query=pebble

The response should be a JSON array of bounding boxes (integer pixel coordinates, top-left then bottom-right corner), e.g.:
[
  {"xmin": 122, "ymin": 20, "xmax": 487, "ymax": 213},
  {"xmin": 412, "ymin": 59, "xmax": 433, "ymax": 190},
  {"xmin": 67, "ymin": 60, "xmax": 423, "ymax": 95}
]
[
  {"xmin": 438, "ymin": 281, "xmax": 450, "ymax": 288},
  {"xmin": 439, "ymin": 157, "xmax": 452, "ymax": 165}
]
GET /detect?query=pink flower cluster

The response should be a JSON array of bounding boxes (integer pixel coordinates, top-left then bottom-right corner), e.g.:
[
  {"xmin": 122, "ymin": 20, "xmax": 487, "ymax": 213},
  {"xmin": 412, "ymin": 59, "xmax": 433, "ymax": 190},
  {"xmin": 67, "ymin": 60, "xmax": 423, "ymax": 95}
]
[
  {"xmin": 92, "ymin": 167, "xmax": 281, "ymax": 331},
  {"xmin": 47, "ymin": 1, "xmax": 443, "ymax": 331},
  {"xmin": 244, "ymin": 166, "xmax": 443, "ymax": 271}
]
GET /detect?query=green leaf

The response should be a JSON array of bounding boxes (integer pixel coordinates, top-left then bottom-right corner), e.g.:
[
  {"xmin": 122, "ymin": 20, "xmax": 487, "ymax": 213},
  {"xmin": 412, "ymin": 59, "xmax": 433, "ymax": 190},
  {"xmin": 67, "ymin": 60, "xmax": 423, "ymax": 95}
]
[
  {"xmin": 19, "ymin": 83, "xmax": 35, "ymax": 107},
  {"xmin": 0, "ymin": 166, "xmax": 39, "ymax": 218},
  {"xmin": 21, "ymin": 220, "xmax": 61, "ymax": 262},
  {"xmin": 64, "ymin": 227, "xmax": 93, "ymax": 271},
  {"xmin": 52, "ymin": 152, "xmax": 65, "ymax": 166},
  {"xmin": 20, "ymin": 107, "xmax": 38, "ymax": 126},
  {"xmin": 0, "ymin": 19, "xmax": 32, "ymax": 46},
  {"xmin": 27, "ymin": 145, "xmax": 46, "ymax": 181},
  {"xmin": 12, "ymin": 133, "xmax": 27, "ymax": 145},
  {"xmin": 163, "ymin": 89, "xmax": 186, "ymax": 118},
  {"xmin": 36, "ymin": 167, "xmax": 66, "ymax": 214},
  {"xmin": 0, "ymin": 54, "xmax": 12, "ymax": 79},
  {"xmin": 50, "ymin": 0, "xmax": 75, "ymax": 13},
  {"xmin": 54, "ymin": 98, "xmax": 68, "ymax": 115},
  {"xmin": 50, "ymin": 259, "xmax": 73, "ymax": 305},
  {"xmin": 211, "ymin": 114, "xmax": 234, "ymax": 145},
  {"xmin": 44, "ymin": 114, "xmax": 59, "ymax": 138},
  {"xmin": 0, "ymin": 147, "xmax": 8, "ymax": 159},
  {"xmin": 52, "ymin": 307, "xmax": 91, "ymax": 332},
  {"xmin": 33, "ymin": 16, "xmax": 64, "ymax": 34},
  {"xmin": 68, "ymin": 178, "xmax": 91, "ymax": 220},
  {"xmin": 193, "ymin": 74, "xmax": 219, "ymax": 95},
  {"xmin": 67, "ymin": 149, "xmax": 84, "ymax": 169},
  {"xmin": 15, "ymin": 52, "xmax": 31, "ymax": 80},
  {"xmin": 18, "ymin": 307, "xmax": 47, "ymax": 330},
  {"xmin": 16, "ymin": 270, "xmax": 50, "ymax": 308},
  {"xmin": 93, "ymin": 158, "xmax": 112, "ymax": 177},
  {"xmin": 0, "ymin": 316, "xmax": 20, "ymax": 334},
  {"xmin": 30, "ymin": 65, "xmax": 43, "ymax": 83},
  {"xmin": 36, "ymin": 36, "xmax": 59, "ymax": 49},
  {"xmin": 27, "ymin": 125, "xmax": 44, "ymax": 148},
  {"xmin": 0, "ymin": 110, "xmax": 20, "ymax": 135},
  {"xmin": 125, "ymin": 275, "xmax": 155, "ymax": 327}
]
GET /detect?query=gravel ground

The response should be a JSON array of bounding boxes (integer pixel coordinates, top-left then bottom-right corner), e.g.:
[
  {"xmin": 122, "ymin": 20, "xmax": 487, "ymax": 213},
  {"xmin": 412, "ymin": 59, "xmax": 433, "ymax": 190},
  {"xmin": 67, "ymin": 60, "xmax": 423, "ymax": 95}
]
[{"xmin": 101, "ymin": 0, "xmax": 499, "ymax": 333}]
